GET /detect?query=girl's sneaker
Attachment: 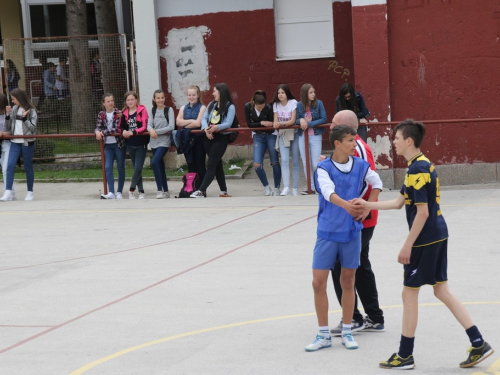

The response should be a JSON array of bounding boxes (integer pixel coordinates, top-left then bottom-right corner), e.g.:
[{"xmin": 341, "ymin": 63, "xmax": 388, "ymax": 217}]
[
  {"xmin": 128, "ymin": 191, "xmax": 136, "ymax": 199},
  {"xmin": 101, "ymin": 192, "xmax": 115, "ymax": 199},
  {"xmin": 138, "ymin": 192, "xmax": 145, "ymax": 199},
  {"xmin": 292, "ymin": 188, "xmax": 299, "ymax": 196},
  {"xmin": 264, "ymin": 185, "xmax": 273, "ymax": 196},
  {"xmin": 163, "ymin": 191, "xmax": 170, "ymax": 198},
  {"xmin": 115, "ymin": 192, "xmax": 123, "ymax": 199},
  {"xmin": 305, "ymin": 334, "xmax": 332, "ymax": 352},
  {"xmin": 280, "ymin": 187, "xmax": 290, "ymax": 196},
  {"xmin": 341, "ymin": 332, "xmax": 359, "ymax": 350},
  {"xmin": 25, "ymin": 192, "xmax": 34, "ymax": 201},
  {"xmin": 156, "ymin": 191, "xmax": 164, "ymax": 199},
  {"xmin": 272, "ymin": 188, "xmax": 280, "ymax": 196},
  {"xmin": 190, "ymin": 190, "xmax": 205, "ymax": 198},
  {"xmin": 219, "ymin": 191, "xmax": 231, "ymax": 197}
]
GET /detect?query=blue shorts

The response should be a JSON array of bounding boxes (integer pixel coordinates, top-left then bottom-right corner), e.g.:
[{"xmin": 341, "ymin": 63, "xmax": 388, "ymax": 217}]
[{"xmin": 312, "ymin": 233, "xmax": 361, "ymax": 270}]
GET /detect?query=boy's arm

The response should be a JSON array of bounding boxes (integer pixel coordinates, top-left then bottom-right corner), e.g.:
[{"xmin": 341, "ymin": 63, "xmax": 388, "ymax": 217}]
[
  {"xmin": 398, "ymin": 203, "xmax": 429, "ymax": 264},
  {"xmin": 317, "ymin": 168, "xmax": 364, "ymax": 217},
  {"xmin": 354, "ymin": 194, "xmax": 405, "ymax": 211}
]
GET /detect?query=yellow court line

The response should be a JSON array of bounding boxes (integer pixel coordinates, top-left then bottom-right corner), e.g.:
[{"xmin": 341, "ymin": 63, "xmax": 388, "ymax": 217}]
[
  {"xmin": 472, "ymin": 356, "xmax": 500, "ymax": 375},
  {"xmin": 70, "ymin": 301, "xmax": 500, "ymax": 375}
]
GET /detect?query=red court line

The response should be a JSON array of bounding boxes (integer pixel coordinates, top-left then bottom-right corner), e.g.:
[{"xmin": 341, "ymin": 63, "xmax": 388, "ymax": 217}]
[
  {"xmin": 0, "ymin": 207, "xmax": 272, "ymax": 272},
  {"xmin": 0, "ymin": 214, "xmax": 316, "ymax": 355}
]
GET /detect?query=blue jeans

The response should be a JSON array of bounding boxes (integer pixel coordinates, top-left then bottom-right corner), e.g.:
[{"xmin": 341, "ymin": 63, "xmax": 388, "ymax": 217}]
[
  {"xmin": 6, "ymin": 142, "xmax": 35, "ymax": 191},
  {"xmin": 104, "ymin": 143, "xmax": 126, "ymax": 194},
  {"xmin": 151, "ymin": 147, "xmax": 169, "ymax": 192},
  {"xmin": 127, "ymin": 144, "xmax": 147, "ymax": 192},
  {"xmin": 278, "ymin": 132, "xmax": 300, "ymax": 189},
  {"xmin": 253, "ymin": 133, "xmax": 280, "ymax": 188},
  {"xmin": 299, "ymin": 133, "xmax": 323, "ymax": 191}
]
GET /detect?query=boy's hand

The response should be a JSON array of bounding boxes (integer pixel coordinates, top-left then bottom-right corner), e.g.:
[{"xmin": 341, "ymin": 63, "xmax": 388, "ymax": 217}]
[
  {"xmin": 398, "ymin": 245, "xmax": 412, "ymax": 264},
  {"xmin": 343, "ymin": 200, "xmax": 364, "ymax": 217}
]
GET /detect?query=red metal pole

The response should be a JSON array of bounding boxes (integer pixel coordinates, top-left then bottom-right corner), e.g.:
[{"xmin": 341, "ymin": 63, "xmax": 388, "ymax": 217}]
[
  {"xmin": 304, "ymin": 130, "xmax": 312, "ymax": 194},
  {"xmin": 100, "ymin": 139, "xmax": 108, "ymax": 195}
]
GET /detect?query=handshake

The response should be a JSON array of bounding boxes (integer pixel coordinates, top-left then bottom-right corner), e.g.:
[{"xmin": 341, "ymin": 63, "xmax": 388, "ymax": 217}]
[{"xmin": 345, "ymin": 198, "xmax": 371, "ymax": 221}]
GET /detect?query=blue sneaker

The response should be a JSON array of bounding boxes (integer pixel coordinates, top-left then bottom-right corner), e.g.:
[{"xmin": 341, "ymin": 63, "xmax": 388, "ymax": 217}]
[
  {"xmin": 341, "ymin": 332, "xmax": 359, "ymax": 350},
  {"xmin": 364, "ymin": 317, "xmax": 385, "ymax": 332},
  {"xmin": 305, "ymin": 334, "xmax": 332, "ymax": 352}
]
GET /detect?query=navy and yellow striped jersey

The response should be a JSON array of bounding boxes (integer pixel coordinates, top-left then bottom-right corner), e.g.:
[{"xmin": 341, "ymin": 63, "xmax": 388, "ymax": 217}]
[{"xmin": 400, "ymin": 153, "xmax": 448, "ymax": 246}]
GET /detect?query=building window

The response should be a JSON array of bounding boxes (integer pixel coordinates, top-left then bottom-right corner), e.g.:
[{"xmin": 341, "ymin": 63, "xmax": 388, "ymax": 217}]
[{"xmin": 274, "ymin": 0, "xmax": 335, "ymax": 61}]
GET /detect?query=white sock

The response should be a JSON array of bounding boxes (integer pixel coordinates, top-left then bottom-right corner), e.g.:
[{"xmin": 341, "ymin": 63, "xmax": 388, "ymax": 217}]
[
  {"xmin": 342, "ymin": 323, "xmax": 352, "ymax": 334},
  {"xmin": 319, "ymin": 326, "xmax": 330, "ymax": 339}
]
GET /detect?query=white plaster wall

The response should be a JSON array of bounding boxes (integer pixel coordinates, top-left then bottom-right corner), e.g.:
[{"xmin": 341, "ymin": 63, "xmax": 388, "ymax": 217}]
[
  {"xmin": 160, "ymin": 27, "xmax": 211, "ymax": 108},
  {"xmin": 156, "ymin": 0, "xmax": 273, "ymax": 18},
  {"xmin": 133, "ymin": 0, "xmax": 162, "ymax": 101}
]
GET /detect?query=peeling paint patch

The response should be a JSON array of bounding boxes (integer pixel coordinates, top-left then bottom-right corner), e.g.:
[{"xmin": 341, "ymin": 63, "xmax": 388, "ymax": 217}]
[
  {"xmin": 160, "ymin": 26, "xmax": 211, "ymax": 107},
  {"xmin": 369, "ymin": 134, "xmax": 392, "ymax": 169}
]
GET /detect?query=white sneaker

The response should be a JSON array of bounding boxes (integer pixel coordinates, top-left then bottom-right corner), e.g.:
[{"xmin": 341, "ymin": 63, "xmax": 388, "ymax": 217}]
[
  {"xmin": 190, "ymin": 190, "xmax": 205, "ymax": 198},
  {"xmin": 101, "ymin": 192, "xmax": 115, "ymax": 199},
  {"xmin": 341, "ymin": 332, "xmax": 359, "ymax": 350},
  {"xmin": 11, "ymin": 191, "xmax": 17, "ymax": 201},
  {"xmin": 292, "ymin": 188, "xmax": 299, "ymax": 196},
  {"xmin": 156, "ymin": 191, "xmax": 164, "ymax": 199},
  {"xmin": 115, "ymin": 192, "xmax": 123, "ymax": 199},
  {"xmin": 25, "ymin": 191, "xmax": 34, "ymax": 201},
  {"xmin": 305, "ymin": 334, "xmax": 332, "ymax": 352},
  {"xmin": 138, "ymin": 192, "xmax": 145, "ymax": 199},
  {"xmin": 163, "ymin": 191, "xmax": 170, "ymax": 198},
  {"xmin": 264, "ymin": 185, "xmax": 273, "ymax": 196},
  {"xmin": 280, "ymin": 187, "xmax": 290, "ymax": 196},
  {"xmin": 272, "ymin": 188, "xmax": 280, "ymax": 196},
  {"xmin": 128, "ymin": 191, "xmax": 136, "ymax": 199},
  {"xmin": 0, "ymin": 190, "xmax": 13, "ymax": 201}
]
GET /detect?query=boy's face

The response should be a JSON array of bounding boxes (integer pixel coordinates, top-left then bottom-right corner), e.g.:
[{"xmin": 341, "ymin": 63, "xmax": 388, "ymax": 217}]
[
  {"xmin": 393, "ymin": 130, "xmax": 410, "ymax": 156},
  {"xmin": 334, "ymin": 133, "xmax": 357, "ymax": 156}
]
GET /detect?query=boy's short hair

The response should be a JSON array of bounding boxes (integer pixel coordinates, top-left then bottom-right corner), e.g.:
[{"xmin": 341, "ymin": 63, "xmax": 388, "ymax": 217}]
[
  {"xmin": 329, "ymin": 124, "xmax": 356, "ymax": 149},
  {"xmin": 395, "ymin": 119, "xmax": 426, "ymax": 148}
]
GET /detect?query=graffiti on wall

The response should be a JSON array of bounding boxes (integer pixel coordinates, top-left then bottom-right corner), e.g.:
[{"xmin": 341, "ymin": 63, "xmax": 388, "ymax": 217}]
[
  {"xmin": 328, "ymin": 60, "xmax": 350, "ymax": 80},
  {"xmin": 160, "ymin": 26, "xmax": 211, "ymax": 107}
]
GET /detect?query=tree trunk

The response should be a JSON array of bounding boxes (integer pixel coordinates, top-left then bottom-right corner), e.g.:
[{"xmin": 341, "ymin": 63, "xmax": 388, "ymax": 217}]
[
  {"xmin": 66, "ymin": 0, "xmax": 93, "ymax": 133},
  {"xmin": 94, "ymin": 0, "xmax": 128, "ymax": 99}
]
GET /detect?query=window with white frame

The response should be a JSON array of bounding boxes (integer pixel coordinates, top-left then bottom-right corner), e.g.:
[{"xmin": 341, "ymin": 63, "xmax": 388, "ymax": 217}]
[{"xmin": 274, "ymin": 0, "xmax": 335, "ymax": 60}]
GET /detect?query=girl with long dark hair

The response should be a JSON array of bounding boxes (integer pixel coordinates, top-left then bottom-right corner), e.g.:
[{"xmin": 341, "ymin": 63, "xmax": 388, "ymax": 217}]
[{"xmin": 335, "ymin": 83, "xmax": 370, "ymax": 141}]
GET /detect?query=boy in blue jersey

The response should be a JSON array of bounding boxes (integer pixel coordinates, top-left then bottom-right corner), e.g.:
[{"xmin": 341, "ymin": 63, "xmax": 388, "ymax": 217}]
[
  {"xmin": 354, "ymin": 119, "xmax": 494, "ymax": 369},
  {"xmin": 305, "ymin": 125, "xmax": 382, "ymax": 352}
]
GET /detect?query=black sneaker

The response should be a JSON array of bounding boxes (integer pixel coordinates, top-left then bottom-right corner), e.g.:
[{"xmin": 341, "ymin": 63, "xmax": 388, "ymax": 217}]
[
  {"xmin": 364, "ymin": 317, "xmax": 385, "ymax": 332},
  {"xmin": 459, "ymin": 341, "xmax": 494, "ymax": 368},
  {"xmin": 379, "ymin": 353, "xmax": 415, "ymax": 370},
  {"xmin": 330, "ymin": 319, "xmax": 365, "ymax": 337}
]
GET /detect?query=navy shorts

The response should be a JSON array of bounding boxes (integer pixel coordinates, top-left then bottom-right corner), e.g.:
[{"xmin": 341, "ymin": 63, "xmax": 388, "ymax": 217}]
[
  {"xmin": 312, "ymin": 233, "xmax": 361, "ymax": 270},
  {"xmin": 404, "ymin": 239, "xmax": 448, "ymax": 288}
]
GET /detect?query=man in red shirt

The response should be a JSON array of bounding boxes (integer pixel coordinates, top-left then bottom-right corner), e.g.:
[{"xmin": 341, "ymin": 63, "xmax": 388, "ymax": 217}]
[{"xmin": 327, "ymin": 110, "xmax": 385, "ymax": 336}]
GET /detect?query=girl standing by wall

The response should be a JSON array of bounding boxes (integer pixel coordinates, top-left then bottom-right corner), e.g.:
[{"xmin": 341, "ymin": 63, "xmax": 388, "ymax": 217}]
[
  {"xmin": 0, "ymin": 93, "xmax": 15, "ymax": 198},
  {"xmin": 297, "ymin": 83, "xmax": 327, "ymax": 194},
  {"xmin": 190, "ymin": 83, "xmax": 235, "ymax": 198},
  {"xmin": 335, "ymin": 83, "xmax": 370, "ymax": 142},
  {"xmin": 244, "ymin": 90, "xmax": 280, "ymax": 196},
  {"xmin": 119, "ymin": 91, "xmax": 149, "ymax": 199},
  {"xmin": 176, "ymin": 85, "xmax": 207, "ymax": 181},
  {"xmin": 148, "ymin": 90, "xmax": 175, "ymax": 199},
  {"xmin": 0, "ymin": 88, "xmax": 37, "ymax": 201},
  {"xmin": 272, "ymin": 84, "xmax": 299, "ymax": 196},
  {"xmin": 95, "ymin": 93, "xmax": 125, "ymax": 199}
]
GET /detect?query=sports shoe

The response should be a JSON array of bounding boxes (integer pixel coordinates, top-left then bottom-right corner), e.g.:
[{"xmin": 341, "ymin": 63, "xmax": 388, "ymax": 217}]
[
  {"xmin": 219, "ymin": 191, "xmax": 231, "ymax": 197},
  {"xmin": 115, "ymin": 192, "xmax": 123, "ymax": 199},
  {"xmin": 363, "ymin": 317, "xmax": 385, "ymax": 332},
  {"xmin": 280, "ymin": 187, "xmax": 290, "ymax": 196},
  {"xmin": 156, "ymin": 191, "xmax": 164, "ymax": 199},
  {"xmin": 305, "ymin": 334, "xmax": 332, "ymax": 352},
  {"xmin": 272, "ymin": 188, "xmax": 280, "ymax": 196},
  {"xmin": 301, "ymin": 190, "xmax": 316, "ymax": 195},
  {"xmin": 190, "ymin": 190, "xmax": 205, "ymax": 198},
  {"xmin": 292, "ymin": 188, "xmax": 299, "ymax": 196},
  {"xmin": 341, "ymin": 332, "xmax": 359, "ymax": 350},
  {"xmin": 379, "ymin": 353, "xmax": 415, "ymax": 370},
  {"xmin": 459, "ymin": 341, "xmax": 494, "ymax": 368},
  {"xmin": 264, "ymin": 185, "xmax": 273, "ymax": 196},
  {"xmin": 11, "ymin": 191, "xmax": 17, "ymax": 201},
  {"xmin": 330, "ymin": 320, "xmax": 365, "ymax": 336},
  {"xmin": 0, "ymin": 190, "xmax": 13, "ymax": 201},
  {"xmin": 101, "ymin": 192, "xmax": 115, "ymax": 199},
  {"xmin": 138, "ymin": 192, "xmax": 145, "ymax": 199},
  {"xmin": 163, "ymin": 191, "xmax": 170, "ymax": 198},
  {"xmin": 25, "ymin": 191, "xmax": 34, "ymax": 201},
  {"xmin": 128, "ymin": 191, "xmax": 136, "ymax": 199}
]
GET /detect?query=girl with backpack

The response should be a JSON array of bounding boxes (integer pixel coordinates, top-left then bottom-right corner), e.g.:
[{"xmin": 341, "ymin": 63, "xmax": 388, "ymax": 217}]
[
  {"xmin": 119, "ymin": 91, "xmax": 149, "ymax": 199},
  {"xmin": 148, "ymin": 90, "xmax": 175, "ymax": 199},
  {"xmin": 176, "ymin": 85, "xmax": 207, "ymax": 182},
  {"xmin": 95, "ymin": 93, "xmax": 125, "ymax": 199},
  {"xmin": 244, "ymin": 90, "xmax": 281, "ymax": 196},
  {"xmin": 296, "ymin": 83, "xmax": 327, "ymax": 194},
  {"xmin": 190, "ymin": 83, "xmax": 235, "ymax": 198},
  {"xmin": 0, "ymin": 88, "xmax": 37, "ymax": 201},
  {"xmin": 272, "ymin": 84, "xmax": 300, "ymax": 196}
]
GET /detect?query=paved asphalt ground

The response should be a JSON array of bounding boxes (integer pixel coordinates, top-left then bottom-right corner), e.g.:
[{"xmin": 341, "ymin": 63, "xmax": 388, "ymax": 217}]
[{"xmin": 0, "ymin": 172, "xmax": 499, "ymax": 374}]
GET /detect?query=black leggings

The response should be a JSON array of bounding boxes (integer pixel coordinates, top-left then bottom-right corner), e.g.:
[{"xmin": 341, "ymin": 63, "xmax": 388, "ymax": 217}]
[
  {"xmin": 187, "ymin": 135, "xmax": 207, "ymax": 183},
  {"xmin": 199, "ymin": 133, "xmax": 228, "ymax": 193}
]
